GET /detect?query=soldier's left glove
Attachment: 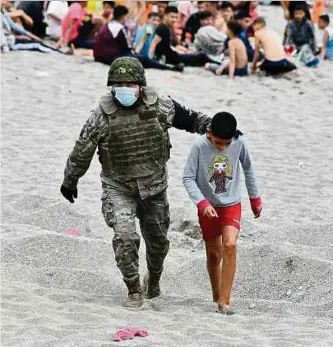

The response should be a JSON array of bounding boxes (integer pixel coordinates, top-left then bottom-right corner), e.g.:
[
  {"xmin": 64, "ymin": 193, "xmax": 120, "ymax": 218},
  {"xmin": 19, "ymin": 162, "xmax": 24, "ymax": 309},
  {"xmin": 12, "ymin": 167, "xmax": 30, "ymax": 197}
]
[{"xmin": 60, "ymin": 185, "xmax": 78, "ymax": 204}]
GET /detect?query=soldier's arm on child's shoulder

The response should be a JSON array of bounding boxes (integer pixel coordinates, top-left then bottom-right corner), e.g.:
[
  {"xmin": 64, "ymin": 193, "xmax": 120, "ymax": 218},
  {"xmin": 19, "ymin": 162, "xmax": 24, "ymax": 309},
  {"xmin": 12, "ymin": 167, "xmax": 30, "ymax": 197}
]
[{"xmin": 157, "ymin": 95, "xmax": 211, "ymax": 134}]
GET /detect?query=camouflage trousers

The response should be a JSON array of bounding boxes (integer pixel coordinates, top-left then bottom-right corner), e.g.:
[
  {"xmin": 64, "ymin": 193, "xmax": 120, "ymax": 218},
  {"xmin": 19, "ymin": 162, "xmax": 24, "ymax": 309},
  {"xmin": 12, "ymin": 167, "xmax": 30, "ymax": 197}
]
[{"xmin": 101, "ymin": 182, "xmax": 170, "ymax": 283}]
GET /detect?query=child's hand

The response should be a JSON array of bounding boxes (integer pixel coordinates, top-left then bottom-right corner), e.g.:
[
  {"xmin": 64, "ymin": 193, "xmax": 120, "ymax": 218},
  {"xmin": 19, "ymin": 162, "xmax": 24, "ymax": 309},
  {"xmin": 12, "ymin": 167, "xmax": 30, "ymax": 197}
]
[
  {"xmin": 252, "ymin": 205, "xmax": 262, "ymax": 219},
  {"xmin": 203, "ymin": 205, "xmax": 218, "ymax": 219}
]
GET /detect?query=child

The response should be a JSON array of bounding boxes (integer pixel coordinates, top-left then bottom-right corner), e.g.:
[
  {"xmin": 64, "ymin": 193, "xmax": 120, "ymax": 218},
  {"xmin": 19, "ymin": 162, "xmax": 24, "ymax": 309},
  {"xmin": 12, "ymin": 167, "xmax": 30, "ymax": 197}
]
[
  {"xmin": 205, "ymin": 21, "xmax": 248, "ymax": 78},
  {"xmin": 285, "ymin": 5, "xmax": 316, "ymax": 52},
  {"xmin": 101, "ymin": 1, "xmax": 115, "ymax": 23},
  {"xmin": 182, "ymin": 112, "xmax": 262, "ymax": 315},
  {"xmin": 318, "ymin": 14, "xmax": 333, "ymax": 61},
  {"xmin": 149, "ymin": 6, "xmax": 212, "ymax": 67},
  {"xmin": 252, "ymin": 17, "xmax": 296, "ymax": 75},
  {"xmin": 134, "ymin": 12, "xmax": 161, "ymax": 57},
  {"xmin": 220, "ymin": 2, "xmax": 234, "ymax": 24},
  {"xmin": 285, "ymin": 5, "xmax": 319, "ymax": 67},
  {"xmin": 194, "ymin": 10, "xmax": 227, "ymax": 63}
]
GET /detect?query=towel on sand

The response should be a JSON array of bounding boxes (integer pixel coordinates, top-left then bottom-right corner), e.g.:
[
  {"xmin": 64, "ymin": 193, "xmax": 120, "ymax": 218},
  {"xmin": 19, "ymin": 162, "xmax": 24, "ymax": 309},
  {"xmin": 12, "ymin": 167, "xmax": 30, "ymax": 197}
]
[{"xmin": 112, "ymin": 327, "xmax": 148, "ymax": 342}]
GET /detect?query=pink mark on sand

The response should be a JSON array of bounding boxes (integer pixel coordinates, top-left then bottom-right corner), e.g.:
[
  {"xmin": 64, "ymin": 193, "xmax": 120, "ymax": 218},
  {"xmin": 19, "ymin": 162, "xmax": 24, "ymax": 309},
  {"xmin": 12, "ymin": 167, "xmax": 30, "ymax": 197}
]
[
  {"xmin": 112, "ymin": 327, "xmax": 148, "ymax": 342},
  {"xmin": 66, "ymin": 228, "xmax": 81, "ymax": 237}
]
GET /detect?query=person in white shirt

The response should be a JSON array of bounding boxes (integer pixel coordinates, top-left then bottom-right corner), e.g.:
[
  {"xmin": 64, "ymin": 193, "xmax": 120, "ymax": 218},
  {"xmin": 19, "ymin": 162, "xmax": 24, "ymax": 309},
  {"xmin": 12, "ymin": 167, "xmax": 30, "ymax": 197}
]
[{"xmin": 46, "ymin": 0, "xmax": 68, "ymax": 40}]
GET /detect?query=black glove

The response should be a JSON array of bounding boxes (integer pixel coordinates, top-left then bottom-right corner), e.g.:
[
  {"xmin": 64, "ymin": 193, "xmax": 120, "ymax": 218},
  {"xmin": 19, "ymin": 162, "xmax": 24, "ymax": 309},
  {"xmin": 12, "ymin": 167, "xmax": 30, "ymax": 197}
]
[{"xmin": 60, "ymin": 185, "xmax": 78, "ymax": 204}]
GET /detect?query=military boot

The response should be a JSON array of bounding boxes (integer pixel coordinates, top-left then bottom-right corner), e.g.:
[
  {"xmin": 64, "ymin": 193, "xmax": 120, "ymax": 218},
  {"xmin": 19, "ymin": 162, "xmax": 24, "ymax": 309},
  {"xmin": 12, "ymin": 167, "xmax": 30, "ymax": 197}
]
[
  {"xmin": 123, "ymin": 277, "xmax": 143, "ymax": 308},
  {"xmin": 143, "ymin": 272, "xmax": 161, "ymax": 299}
]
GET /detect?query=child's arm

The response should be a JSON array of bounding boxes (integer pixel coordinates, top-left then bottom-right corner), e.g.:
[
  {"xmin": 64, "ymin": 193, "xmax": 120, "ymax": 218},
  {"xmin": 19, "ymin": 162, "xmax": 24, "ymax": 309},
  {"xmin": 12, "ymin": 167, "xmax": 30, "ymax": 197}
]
[
  {"xmin": 182, "ymin": 143, "xmax": 214, "ymax": 216},
  {"xmin": 307, "ymin": 22, "xmax": 317, "ymax": 53},
  {"xmin": 9, "ymin": 9, "xmax": 33, "ymax": 27},
  {"xmin": 251, "ymin": 35, "xmax": 261, "ymax": 73},
  {"xmin": 135, "ymin": 32, "xmax": 148, "ymax": 55},
  {"xmin": 281, "ymin": 1, "xmax": 290, "ymax": 20},
  {"xmin": 228, "ymin": 40, "xmax": 236, "ymax": 79},
  {"xmin": 63, "ymin": 18, "xmax": 74, "ymax": 47},
  {"xmin": 239, "ymin": 139, "xmax": 262, "ymax": 218},
  {"xmin": 320, "ymin": 29, "xmax": 329, "ymax": 60},
  {"xmin": 148, "ymin": 34, "xmax": 161, "ymax": 59},
  {"xmin": 284, "ymin": 22, "xmax": 294, "ymax": 47}
]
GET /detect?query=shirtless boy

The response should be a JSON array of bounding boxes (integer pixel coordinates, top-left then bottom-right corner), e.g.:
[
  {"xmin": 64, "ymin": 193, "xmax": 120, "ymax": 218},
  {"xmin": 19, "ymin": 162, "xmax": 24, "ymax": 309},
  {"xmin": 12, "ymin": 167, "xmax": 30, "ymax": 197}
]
[
  {"xmin": 205, "ymin": 21, "xmax": 248, "ymax": 78},
  {"xmin": 252, "ymin": 17, "xmax": 296, "ymax": 75}
]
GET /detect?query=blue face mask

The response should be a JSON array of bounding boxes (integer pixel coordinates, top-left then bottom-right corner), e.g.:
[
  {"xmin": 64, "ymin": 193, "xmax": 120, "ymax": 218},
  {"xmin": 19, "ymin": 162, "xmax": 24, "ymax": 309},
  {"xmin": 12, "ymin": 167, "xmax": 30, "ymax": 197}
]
[{"xmin": 114, "ymin": 87, "xmax": 138, "ymax": 107}]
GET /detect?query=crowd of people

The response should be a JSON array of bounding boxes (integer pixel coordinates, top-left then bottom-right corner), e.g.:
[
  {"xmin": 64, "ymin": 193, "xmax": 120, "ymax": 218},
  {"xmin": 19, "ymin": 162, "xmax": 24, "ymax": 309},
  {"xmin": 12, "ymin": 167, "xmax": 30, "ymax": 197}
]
[{"xmin": 1, "ymin": 1, "xmax": 333, "ymax": 76}]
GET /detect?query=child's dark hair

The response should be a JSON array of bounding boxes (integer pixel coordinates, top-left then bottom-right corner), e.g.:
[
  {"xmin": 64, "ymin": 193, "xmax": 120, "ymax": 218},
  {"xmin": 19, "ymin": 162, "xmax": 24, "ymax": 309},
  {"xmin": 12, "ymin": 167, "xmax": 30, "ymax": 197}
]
[
  {"xmin": 220, "ymin": 2, "xmax": 234, "ymax": 11},
  {"xmin": 294, "ymin": 4, "xmax": 306, "ymax": 13},
  {"xmin": 210, "ymin": 112, "xmax": 242, "ymax": 139},
  {"xmin": 199, "ymin": 10, "xmax": 213, "ymax": 21},
  {"xmin": 113, "ymin": 5, "xmax": 129, "ymax": 20},
  {"xmin": 227, "ymin": 20, "xmax": 243, "ymax": 37},
  {"xmin": 165, "ymin": 6, "xmax": 178, "ymax": 15},
  {"xmin": 319, "ymin": 14, "xmax": 330, "ymax": 24},
  {"xmin": 148, "ymin": 12, "xmax": 160, "ymax": 20}
]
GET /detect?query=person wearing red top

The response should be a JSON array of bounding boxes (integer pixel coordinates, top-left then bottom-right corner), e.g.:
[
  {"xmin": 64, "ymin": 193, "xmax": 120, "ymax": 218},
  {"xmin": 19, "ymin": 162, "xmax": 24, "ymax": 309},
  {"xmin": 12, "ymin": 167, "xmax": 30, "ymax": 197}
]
[{"xmin": 61, "ymin": 1, "xmax": 102, "ymax": 49}]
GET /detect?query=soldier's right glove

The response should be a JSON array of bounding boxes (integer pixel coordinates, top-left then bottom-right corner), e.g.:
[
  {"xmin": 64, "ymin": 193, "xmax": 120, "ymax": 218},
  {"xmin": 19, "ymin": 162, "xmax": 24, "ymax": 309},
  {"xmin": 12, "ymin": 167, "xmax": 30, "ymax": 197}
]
[{"xmin": 60, "ymin": 185, "xmax": 78, "ymax": 204}]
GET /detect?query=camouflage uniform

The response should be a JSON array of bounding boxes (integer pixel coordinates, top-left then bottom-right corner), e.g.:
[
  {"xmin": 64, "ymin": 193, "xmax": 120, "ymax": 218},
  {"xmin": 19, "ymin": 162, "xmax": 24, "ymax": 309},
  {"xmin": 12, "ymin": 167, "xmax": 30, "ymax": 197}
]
[{"xmin": 62, "ymin": 57, "xmax": 211, "ymax": 304}]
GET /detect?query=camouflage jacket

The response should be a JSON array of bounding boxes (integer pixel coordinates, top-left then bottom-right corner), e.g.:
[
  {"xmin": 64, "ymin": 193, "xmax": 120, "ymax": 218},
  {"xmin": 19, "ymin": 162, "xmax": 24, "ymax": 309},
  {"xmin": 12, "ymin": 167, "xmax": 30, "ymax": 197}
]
[{"xmin": 63, "ymin": 89, "xmax": 211, "ymax": 199}]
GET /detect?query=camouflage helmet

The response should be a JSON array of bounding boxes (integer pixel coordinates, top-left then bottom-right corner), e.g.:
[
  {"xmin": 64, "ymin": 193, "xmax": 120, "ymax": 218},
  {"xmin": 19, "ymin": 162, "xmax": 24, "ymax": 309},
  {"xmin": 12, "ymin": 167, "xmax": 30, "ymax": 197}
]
[{"xmin": 107, "ymin": 57, "xmax": 147, "ymax": 86}]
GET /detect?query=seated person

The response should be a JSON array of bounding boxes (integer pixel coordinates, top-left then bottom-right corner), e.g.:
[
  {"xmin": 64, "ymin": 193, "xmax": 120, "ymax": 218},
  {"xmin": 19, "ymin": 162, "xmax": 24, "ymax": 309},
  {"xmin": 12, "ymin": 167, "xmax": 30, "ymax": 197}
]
[
  {"xmin": 220, "ymin": 2, "xmax": 234, "ymax": 23},
  {"xmin": 46, "ymin": 1, "xmax": 69, "ymax": 40},
  {"xmin": 134, "ymin": 12, "xmax": 160, "ymax": 58},
  {"xmin": 177, "ymin": 0, "xmax": 198, "ymax": 29},
  {"xmin": 157, "ymin": 1, "xmax": 169, "ymax": 18},
  {"xmin": 101, "ymin": 1, "xmax": 115, "ymax": 23},
  {"xmin": 61, "ymin": 1, "xmax": 102, "ymax": 49},
  {"xmin": 223, "ymin": 11, "xmax": 255, "ymax": 61},
  {"xmin": 231, "ymin": 1, "xmax": 259, "ymax": 19},
  {"xmin": 285, "ymin": 5, "xmax": 319, "ymax": 66},
  {"xmin": 18, "ymin": 1, "xmax": 47, "ymax": 37},
  {"xmin": 86, "ymin": 1, "xmax": 114, "ymax": 24},
  {"xmin": 94, "ymin": 5, "xmax": 133, "ymax": 64},
  {"xmin": 285, "ymin": 5, "xmax": 316, "ymax": 53},
  {"xmin": 182, "ymin": 1, "xmax": 209, "ymax": 43},
  {"xmin": 314, "ymin": 18, "xmax": 325, "ymax": 54},
  {"xmin": 149, "ymin": 6, "xmax": 213, "ymax": 67},
  {"xmin": 2, "ymin": 0, "xmax": 33, "ymax": 28},
  {"xmin": 205, "ymin": 1, "xmax": 219, "ymax": 18},
  {"xmin": 1, "ymin": 6, "xmax": 60, "ymax": 54},
  {"xmin": 252, "ymin": 17, "xmax": 296, "ymax": 75},
  {"xmin": 93, "ymin": 6, "xmax": 184, "ymax": 71},
  {"xmin": 194, "ymin": 10, "xmax": 227, "ymax": 63},
  {"xmin": 205, "ymin": 21, "xmax": 248, "ymax": 78},
  {"xmin": 318, "ymin": 14, "xmax": 333, "ymax": 61},
  {"xmin": 281, "ymin": 0, "xmax": 311, "ymax": 21}
]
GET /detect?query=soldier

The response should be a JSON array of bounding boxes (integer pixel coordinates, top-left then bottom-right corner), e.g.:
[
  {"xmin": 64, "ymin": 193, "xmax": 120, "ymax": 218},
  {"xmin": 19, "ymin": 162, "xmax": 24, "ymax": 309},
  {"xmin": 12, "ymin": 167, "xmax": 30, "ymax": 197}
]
[{"xmin": 60, "ymin": 57, "xmax": 211, "ymax": 308}]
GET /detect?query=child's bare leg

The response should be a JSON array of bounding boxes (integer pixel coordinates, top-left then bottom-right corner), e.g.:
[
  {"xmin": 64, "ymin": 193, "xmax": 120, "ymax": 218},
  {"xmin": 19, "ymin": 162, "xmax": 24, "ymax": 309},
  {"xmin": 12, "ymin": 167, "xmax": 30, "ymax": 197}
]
[
  {"xmin": 216, "ymin": 61, "xmax": 229, "ymax": 76},
  {"xmin": 205, "ymin": 236, "xmax": 223, "ymax": 302},
  {"xmin": 219, "ymin": 226, "xmax": 239, "ymax": 313},
  {"xmin": 205, "ymin": 63, "xmax": 221, "ymax": 74}
]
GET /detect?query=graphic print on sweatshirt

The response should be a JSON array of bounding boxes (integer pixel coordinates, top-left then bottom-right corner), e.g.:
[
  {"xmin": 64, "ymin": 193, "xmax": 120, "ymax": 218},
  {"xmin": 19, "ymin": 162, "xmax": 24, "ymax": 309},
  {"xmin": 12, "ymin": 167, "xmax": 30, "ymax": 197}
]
[{"xmin": 208, "ymin": 155, "xmax": 233, "ymax": 194}]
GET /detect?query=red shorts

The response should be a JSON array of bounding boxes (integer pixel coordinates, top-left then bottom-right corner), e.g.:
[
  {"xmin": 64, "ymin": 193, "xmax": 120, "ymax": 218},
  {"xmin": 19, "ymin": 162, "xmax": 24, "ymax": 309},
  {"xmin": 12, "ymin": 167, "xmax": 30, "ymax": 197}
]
[{"xmin": 198, "ymin": 203, "xmax": 241, "ymax": 241}]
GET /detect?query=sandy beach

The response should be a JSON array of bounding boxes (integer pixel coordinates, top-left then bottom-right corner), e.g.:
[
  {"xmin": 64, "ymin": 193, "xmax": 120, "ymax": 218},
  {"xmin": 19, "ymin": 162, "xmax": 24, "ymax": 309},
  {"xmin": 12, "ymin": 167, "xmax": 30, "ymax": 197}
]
[{"xmin": 1, "ymin": 5, "xmax": 333, "ymax": 347}]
